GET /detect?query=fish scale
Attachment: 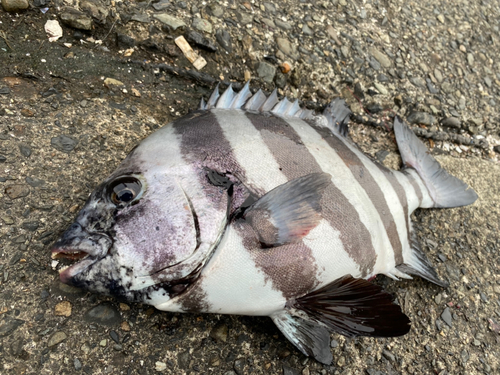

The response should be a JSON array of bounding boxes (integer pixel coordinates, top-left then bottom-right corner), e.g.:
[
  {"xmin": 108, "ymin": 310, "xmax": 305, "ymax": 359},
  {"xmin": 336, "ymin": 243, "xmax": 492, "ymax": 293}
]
[{"xmin": 51, "ymin": 82, "xmax": 478, "ymax": 364}]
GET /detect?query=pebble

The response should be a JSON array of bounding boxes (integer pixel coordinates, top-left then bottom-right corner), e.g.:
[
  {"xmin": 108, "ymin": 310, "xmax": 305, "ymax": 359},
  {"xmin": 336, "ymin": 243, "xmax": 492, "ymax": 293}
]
[
  {"xmin": 156, "ymin": 361, "xmax": 167, "ymax": 371},
  {"xmin": 235, "ymin": 12, "xmax": 253, "ymax": 25},
  {"xmin": 152, "ymin": 0, "xmax": 169, "ymax": 11},
  {"xmin": 74, "ymin": 358, "xmax": 82, "ymax": 371},
  {"xmin": 19, "ymin": 144, "xmax": 31, "ymax": 158},
  {"xmin": 216, "ymin": 29, "xmax": 232, "ymax": 53},
  {"xmin": 2, "ymin": 216, "xmax": 14, "ymax": 225},
  {"xmin": 177, "ymin": 350, "xmax": 190, "ymax": 369},
  {"xmin": 99, "ymin": 339, "xmax": 107, "ymax": 347},
  {"xmin": 60, "ymin": 8, "xmax": 93, "ymax": 30},
  {"xmin": 256, "ymin": 61, "xmax": 276, "ymax": 84},
  {"xmin": 192, "ymin": 18, "xmax": 212, "ymax": 33},
  {"xmin": 209, "ymin": 322, "xmax": 228, "ymax": 342},
  {"xmin": 441, "ymin": 117, "xmax": 461, "ymax": 129},
  {"xmin": 208, "ymin": 3, "xmax": 223, "ymax": 17},
  {"xmin": 5, "ymin": 185, "xmax": 30, "ymax": 199},
  {"xmin": 382, "ymin": 349, "xmax": 395, "ymax": 362},
  {"xmin": 373, "ymin": 82, "xmax": 388, "ymax": 95},
  {"xmin": 186, "ymin": 30, "xmax": 217, "ymax": 52},
  {"xmin": 441, "ymin": 307, "xmax": 453, "ymax": 327},
  {"xmin": 1, "ymin": 0, "xmax": 29, "ymax": 12},
  {"xmin": 275, "ymin": 19, "xmax": 293, "ymax": 31},
  {"xmin": 51, "ymin": 135, "xmax": 77, "ymax": 153},
  {"xmin": 283, "ymin": 364, "xmax": 300, "ymax": 375},
  {"xmin": 25, "ymin": 176, "xmax": 45, "ymax": 188},
  {"xmin": 407, "ymin": 111, "xmax": 436, "ymax": 125},
  {"xmin": 276, "ymin": 38, "xmax": 299, "ymax": 60},
  {"xmin": 84, "ymin": 302, "xmax": 120, "ymax": 326},
  {"xmin": 48, "ymin": 331, "xmax": 67, "ymax": 347},
  {"xmin": 54, "ymin": 301, "xmax": 72, "ymax": 317},
  {"xmin": 153, "ymin": 14, "xmax": 186, "ymax": 30},
  {"xmin": 330, "ymin": 339, "xmax": 339, "ymax": 348},
  {"xmin": 0, "ymin": 154, "xmax": 6, "ymax": 162},
  {"xmin": 0, "ymin": 318, "xmax": 24, "ymax": 337},
  {"xmin": 369, "ymin": 47, "xmax": 391, "ymax": 68},
  {"xmin": 109, "ymin": 330, "xmax": 120, "ymax": 343},
  {"xmin": 233, "ymin": 359, "xmax": 245, "ymax": 374}
]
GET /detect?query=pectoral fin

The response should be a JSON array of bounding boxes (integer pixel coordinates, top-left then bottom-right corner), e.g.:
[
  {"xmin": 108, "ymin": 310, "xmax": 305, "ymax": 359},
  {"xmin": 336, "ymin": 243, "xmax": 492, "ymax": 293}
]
[{"xmin": 243, "ymin": 173, "xmax": 331, "ymax": 247}]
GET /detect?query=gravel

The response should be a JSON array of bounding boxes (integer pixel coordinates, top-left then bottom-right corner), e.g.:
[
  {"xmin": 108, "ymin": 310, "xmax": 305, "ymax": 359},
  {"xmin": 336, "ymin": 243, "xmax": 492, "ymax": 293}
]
[{"xmin": 1, "ymin": 0, "xmax": 500, "ymax": 374}]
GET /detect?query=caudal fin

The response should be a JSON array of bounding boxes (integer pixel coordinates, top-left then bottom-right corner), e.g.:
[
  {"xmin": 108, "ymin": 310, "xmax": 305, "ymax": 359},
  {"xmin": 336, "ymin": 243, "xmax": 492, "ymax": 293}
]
[{"xmin": 393, "ymin": 116, "xmax": 478, "ymax": 208}]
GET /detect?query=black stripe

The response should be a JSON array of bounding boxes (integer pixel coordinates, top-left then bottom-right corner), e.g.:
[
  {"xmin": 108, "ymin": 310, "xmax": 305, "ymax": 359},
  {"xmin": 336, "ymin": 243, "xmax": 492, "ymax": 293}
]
[
  {"xmin": 246, "ymin": 112, "xmax": 377, "ymax": 277},
  {"xmin": 309, "ymin": 123, "xmax": 403, "ymax": 265}
]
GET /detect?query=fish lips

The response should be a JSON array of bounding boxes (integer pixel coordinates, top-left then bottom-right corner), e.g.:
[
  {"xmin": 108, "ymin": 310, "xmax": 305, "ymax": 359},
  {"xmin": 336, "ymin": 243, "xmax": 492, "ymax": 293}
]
[{"xmin": 51, "ymin": 222, "xmax": 112, "ymax": 284}]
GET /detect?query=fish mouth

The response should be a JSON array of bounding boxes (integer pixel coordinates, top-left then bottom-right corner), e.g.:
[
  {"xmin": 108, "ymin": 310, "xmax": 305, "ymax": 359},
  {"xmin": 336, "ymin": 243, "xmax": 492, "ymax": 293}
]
[{"xmin": 51, "ymin": 247, "xmax": 97, "ymax": 283}]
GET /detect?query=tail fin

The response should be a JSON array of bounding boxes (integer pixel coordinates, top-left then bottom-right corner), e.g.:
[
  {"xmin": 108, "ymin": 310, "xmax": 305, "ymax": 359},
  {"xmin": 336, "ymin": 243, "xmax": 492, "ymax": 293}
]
[{"xmin": 393, "ymin": 116, "xmax": 478, "ymax": 208}]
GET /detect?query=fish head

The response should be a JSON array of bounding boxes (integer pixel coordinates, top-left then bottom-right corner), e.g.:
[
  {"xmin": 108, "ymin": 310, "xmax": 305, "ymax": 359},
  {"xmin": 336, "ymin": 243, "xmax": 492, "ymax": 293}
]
[{"xmin": 51, "ymin": 130, "xmax": 230, "ymax": 303}]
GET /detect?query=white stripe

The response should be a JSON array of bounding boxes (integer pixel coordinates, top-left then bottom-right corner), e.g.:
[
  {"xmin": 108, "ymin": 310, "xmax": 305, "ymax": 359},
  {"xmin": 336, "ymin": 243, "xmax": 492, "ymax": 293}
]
[
  {"xmin": 335, "ymin": 136, "xmax": 409, "ymax": 261},
  {"xmin": 406, "ymin": 169, "xmax": 433, "ymax": 208},
  {"xmin": 392, "ymin": 170, "xmax": 420, "ymax": 214},
  {"xmin": 196, "ymin": 224, "xmax": 286, "ymax": 315},
  {"xmin": 213, "ymin": 109, "xmax": 288, "ymax": 192},
  {"xmin": 302, "ymin": 219, "xmax": 362, "ymax": 282},
  {"xmin": 283, "ymin": 117, "xmax": 395, "ymax": 274}
]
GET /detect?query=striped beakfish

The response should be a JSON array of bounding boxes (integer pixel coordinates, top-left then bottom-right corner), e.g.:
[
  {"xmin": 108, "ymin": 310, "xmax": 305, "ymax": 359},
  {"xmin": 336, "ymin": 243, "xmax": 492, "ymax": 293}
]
[{"xmin": 51, "ymin": 83, "xmax": 478, "ymax": 364}]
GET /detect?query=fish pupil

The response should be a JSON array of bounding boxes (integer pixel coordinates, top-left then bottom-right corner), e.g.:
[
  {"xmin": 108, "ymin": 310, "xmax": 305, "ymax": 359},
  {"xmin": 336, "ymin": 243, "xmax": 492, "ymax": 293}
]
[{"xmin": 108, "ymin": 177, "xmax": 142, "ymax": 205}]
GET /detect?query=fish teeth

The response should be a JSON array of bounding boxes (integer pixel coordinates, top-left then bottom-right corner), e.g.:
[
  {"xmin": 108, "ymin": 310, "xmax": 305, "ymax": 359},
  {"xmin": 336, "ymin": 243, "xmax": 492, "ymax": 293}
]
[{"xmin": 58, "ymin": 264, "xmax": 70, "ymax": 274}]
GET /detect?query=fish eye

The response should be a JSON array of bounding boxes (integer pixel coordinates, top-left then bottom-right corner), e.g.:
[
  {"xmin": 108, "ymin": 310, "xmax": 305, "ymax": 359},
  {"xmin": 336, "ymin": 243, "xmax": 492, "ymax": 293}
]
[{"xmin": 108, "ymin": 177, "xmax": 143, "ymax": 206}]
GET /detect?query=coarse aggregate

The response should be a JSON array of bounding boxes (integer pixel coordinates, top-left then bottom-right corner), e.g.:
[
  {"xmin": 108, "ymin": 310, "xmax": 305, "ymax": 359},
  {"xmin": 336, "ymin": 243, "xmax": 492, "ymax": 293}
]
[{"xmin": 0, "ymin": 0, "xmax": 500, "ymax": 374}]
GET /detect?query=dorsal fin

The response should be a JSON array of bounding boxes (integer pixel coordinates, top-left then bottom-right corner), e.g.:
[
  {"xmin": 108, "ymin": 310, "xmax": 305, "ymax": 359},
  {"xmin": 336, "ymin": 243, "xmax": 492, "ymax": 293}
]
[
  {"xmin": 322, "ymin": 98, "xmax": 351, "ymax": 137},
  {"xmin": 200, "ymin": 82, "xmax": 323, "ymax": 122}
]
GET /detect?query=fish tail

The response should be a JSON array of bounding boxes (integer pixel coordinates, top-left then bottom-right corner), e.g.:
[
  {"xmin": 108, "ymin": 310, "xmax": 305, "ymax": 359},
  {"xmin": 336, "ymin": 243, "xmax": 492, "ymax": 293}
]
[{"xmin": 393, "ymin": 116, "xmax": 478, "ymax": 208}]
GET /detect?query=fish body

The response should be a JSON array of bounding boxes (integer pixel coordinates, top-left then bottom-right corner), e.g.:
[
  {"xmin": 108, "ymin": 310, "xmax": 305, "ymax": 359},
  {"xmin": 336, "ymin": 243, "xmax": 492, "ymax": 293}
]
[{"xmin": 51, "ymin": 83, "xmax": 477, "ymax": 364}]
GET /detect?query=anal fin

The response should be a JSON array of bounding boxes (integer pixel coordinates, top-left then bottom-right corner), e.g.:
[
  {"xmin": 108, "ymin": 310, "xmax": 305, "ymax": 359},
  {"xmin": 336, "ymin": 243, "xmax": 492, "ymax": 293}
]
[
  {"xmin": 272, "ymin": 311, "xmax": 333, "ymax": 365},
  {"xmin": 292, "ymin": 275, "xmax": 410, "ymax": 338}
]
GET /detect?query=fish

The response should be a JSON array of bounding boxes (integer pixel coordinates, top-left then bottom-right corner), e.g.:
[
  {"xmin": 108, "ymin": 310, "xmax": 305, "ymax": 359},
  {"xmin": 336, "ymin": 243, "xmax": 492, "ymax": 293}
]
[{"xmin": 51, "ymin": 82, "xmax": 478, "ymax": 364}]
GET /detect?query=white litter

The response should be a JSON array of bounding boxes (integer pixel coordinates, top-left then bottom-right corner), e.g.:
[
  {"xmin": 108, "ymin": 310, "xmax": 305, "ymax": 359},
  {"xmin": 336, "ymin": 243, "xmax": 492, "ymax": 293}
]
[{"xmin": 44, "ymin": 20, "xmax": 63, "ymax": 42}]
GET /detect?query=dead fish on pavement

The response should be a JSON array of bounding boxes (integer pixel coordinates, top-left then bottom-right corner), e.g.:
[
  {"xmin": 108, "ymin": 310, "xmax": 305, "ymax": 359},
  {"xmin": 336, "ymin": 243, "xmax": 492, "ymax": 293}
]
[{"xmin": 51, "ymin": 83, "xmax": 477, "ymax": 364}]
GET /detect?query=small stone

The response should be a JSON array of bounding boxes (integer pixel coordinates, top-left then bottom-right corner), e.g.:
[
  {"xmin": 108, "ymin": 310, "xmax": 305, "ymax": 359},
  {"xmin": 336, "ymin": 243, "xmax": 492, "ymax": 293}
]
[
  {"xmin": 0, "ymin": 154, "xmax": 6, "ymax": 162},
  {"xmin": 120, "ymin": 321, "xmax": 131, "ymax": 331},
  {"xmin": 192, "ymin": 18, "xmax": 212, "ymax": 33},
  {"xmin": 19, "ymin": 144, "xmax": 32, "ymax": 157},
  {"xmin": 263, "ymin": 1, "xmax": 276, "ymax": 14},
  {"xmin": 233, "ymin": 359, "xmax": 245, "ymax": 374},
  {"xmin": 256, "ymin": 61, "xmax": 276, "ymax": 84},
  {"xmin": 153, "ymin": 14, "xmax": 186, "ymax": 30},
  {"xmin": 0, "ymin": 318, "xmax": 24, "ymax": 337},
  {"xmin": 152, "ymin": 0, "xmax": 169, "ymax": 11},
  {"xmin": 177, "ymin": 350, "xmax": 190, "ymax": 369},
  {"xmin": 441, "ymin": 117, "xmax": 461, "ymax": 129},
  {"xmin": 441, "ymin": 307, "xmax": 453, "ymax": 327},
  {"xmin": 109, "ymin": 330, "xmax": 119, "ymax": 343},
  {"xmin": 104, "ymin": 78, "xmax": 124, "ymax": 87},
  {"xmin": 60, "ymin": 7, "xmax": 93, "ymax": 31},
  {"xmin": 437, "ymin": 14, "xmax": 445, "ymax": 24},
  {"xmin": 2, "ymin": 216, "xmax": 15, "ymax": 225},
  {"xmin": 235, "ymin": 11, "xmax": 253, "ymax": 25},
  {"xmin": 466, "ymin": 53, "xmax": 474, "ymax": 65},
  {"xmin": 26, "ymin": 176, "xmax": 45, "ymax": 187},
  {"xmin": 369, "ymin": 47, "xmax": 391, "ymax": 68},
  {"xmin": 382, "ymin": 349, "xmax": 395, "ymax": 362},
  {"xmin": 210, "ymin": 322, "xmax": 228, "ymax": 342},
  {"xmin": 216, "ymin": 29, "xmax": 232, "ymax": 53},
  {"xmin": 48, "ymin": 331, "xmax": 67, "ymax": 347},
  {"xmin": 84, "ymin": 302, "xmax": 120, "ymax": 327},
  {"xmin": 409, "ymin": 77, "xmax": 426, "ymax": 88},
  {"xmin": 55, "ymin": 301, "xmax": 72, "ymax": 317},
  {"xmin": 283, "ymin": 364, "xmax": 300, "ymax": 375},
  {"xmin": 2, "ymin": 0, "xmax": 29, "ymax": 12},
  {"xmin": 373, "ymin": 82, "xmax": 388, "ymax": 95},
  {"xmin": 276, "ymin": 38, "xmax": 299, "ymax": 60},
  {"xmin": 407, "ymin": 112, "xmax": 436, "ymax": 125},
  {"xmin": 131, "ymin": 13, "xmax": 150, "ymax": 23},
  {"xmin": 275, "ymin": 19, "xmax": 292, "ymax": 31},
  {"xmin": 119, "ymin": 303, "xmax": 130, "ymax": 311},
  {"xmin": 330, "ymin": 339, "xmax": 339, "ymax": 348},
  {"xmin": 74, "ymin": 358, "xmax": 82, "ymax": 371},
  {"xmin": 434, "ymin": 68, "xmax": 443, "ymax": 82},
  {"xmin": 156, "ymin": 361, "xmax": 167, "ymax": 371},
  {"xmin": 99, "ymin": 339, "xmax": 107, "ymax": 347},
  {"xmin": 116, "ymin": 33, "xmax": 136, "ymax": 49},
  {"xmin": 5, "ymin": 185, "xmax": 30, "ymax": 199},
  {"xmin": 208, "ymin": 3, "xmax": 223, "ymax": 17},
  {"xmin": 51, "ymin": 135, "xmax": 77, "ymax": 153}
]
